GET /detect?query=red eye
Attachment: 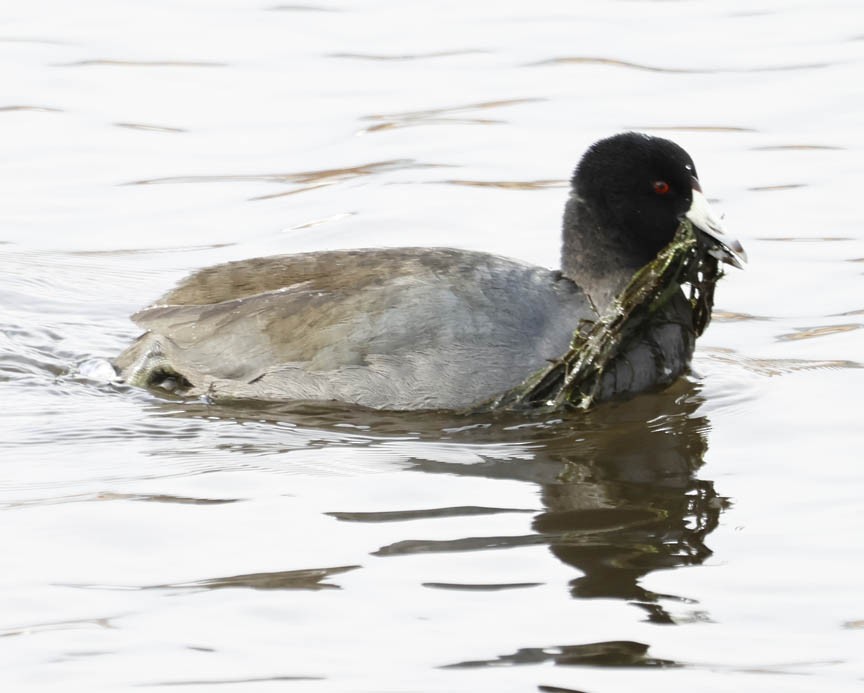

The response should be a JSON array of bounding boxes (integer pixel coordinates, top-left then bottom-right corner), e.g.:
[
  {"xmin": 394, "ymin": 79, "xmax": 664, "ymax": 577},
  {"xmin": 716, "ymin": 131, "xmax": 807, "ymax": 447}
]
[{"xmin": 653, "ymin": 180, "xmax": 671, "ymax": 195}]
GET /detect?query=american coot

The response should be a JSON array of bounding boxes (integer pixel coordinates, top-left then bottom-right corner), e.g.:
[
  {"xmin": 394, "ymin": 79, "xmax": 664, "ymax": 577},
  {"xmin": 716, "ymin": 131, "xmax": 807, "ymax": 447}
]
[{"xmin": 115, "ymin": 133, "xmax": 746, "ymax": 411}]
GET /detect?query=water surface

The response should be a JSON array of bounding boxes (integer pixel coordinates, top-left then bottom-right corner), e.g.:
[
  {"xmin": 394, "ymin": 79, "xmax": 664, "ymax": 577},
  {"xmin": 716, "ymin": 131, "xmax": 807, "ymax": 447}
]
[{"xmin": 2, "ymin": 1, "xmax": 863, "ymax": 691}]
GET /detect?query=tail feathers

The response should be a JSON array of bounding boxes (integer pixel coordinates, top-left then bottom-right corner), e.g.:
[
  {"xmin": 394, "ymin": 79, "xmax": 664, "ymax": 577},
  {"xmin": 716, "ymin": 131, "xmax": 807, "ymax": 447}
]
[{"xmin": 113, "ymin": 333, "xmax": 193, "ymax": 394}]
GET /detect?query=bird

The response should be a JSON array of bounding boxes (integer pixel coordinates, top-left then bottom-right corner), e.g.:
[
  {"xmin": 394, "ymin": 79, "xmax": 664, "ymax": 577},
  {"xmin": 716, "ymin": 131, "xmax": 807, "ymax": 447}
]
[{"xmin": 114, "ymin": 132, "xmax": 746, "ymax": 411}]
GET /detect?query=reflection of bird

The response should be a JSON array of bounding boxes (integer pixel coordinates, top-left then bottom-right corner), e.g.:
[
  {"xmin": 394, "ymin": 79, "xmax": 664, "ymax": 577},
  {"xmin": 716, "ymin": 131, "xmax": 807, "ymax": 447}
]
[
  {"xmin": 401, "ymin": 382, "xmax": 722, "ymax": 626},
  {"xmin": 115, "ymin": 133, "xmax": 745, "ymax": 410},
  {"xmin": 536, "ymin": 385, "xmax": 721, "ymax": 625}
]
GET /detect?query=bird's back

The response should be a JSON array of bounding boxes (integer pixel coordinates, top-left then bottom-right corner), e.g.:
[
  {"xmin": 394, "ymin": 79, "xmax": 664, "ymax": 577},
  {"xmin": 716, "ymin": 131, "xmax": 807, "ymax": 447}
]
[{"xmin": 115, "ymin": 248, "xmax": 600, "ymax": 409}]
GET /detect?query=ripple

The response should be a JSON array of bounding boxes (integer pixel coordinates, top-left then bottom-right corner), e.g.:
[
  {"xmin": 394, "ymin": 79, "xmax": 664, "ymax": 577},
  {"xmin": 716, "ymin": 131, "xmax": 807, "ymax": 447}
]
[
  {"xmin": 629, "ymin": 125, "xmax": 757, "ymax": 133},
  {"xmin": 0, "ymin": 615, "xmax": 120, "ymax": 639},
  {"xmin": 59, "ymin": 565, "xmax": 360, "ymax": 593},
  {"xmin": 285, "ymin": 211, "xmax": 355, "ymax": 231},
  {"xmin": 150, "ymin": 565, "xmax": 360, "ymax": 591},
  {"xmin": 268, "ymin": 3, "xmax": 341, "ymax": 10},
  {"xmin": 331, "ymin": 49, "xmax": 488, "ymax": 61},
  {"xmin": 776, "ymin": 324, "xmax": 863, "ymax": 342},
  {"xmin": 0, "ymin": 248, "xmax": 168, "ymax": 306},
  {"xmin": 59, "ymin": 59, "xmax": 227, "ymax": 68},
  {"xmin": 531, "ymin": 56, "xmax": 830, "ymax": 73},
  {"xmin": 68, "ymin": 242, "xmax": 235, "ymax": 256},
  {"xmin": 326, "ymin": 505, "xmax": 534, "ymax": 522},
  {"xmin": 423, "ymin": 582, "xmax": 542, "ymax": 591},
  {"xmin": 529, "ymin": 56, "xmax": 695, "ymax": 72},
  {"xmin": 834, "ymin": 307, "xmax": 864, "ymax": 316},
  {"xmin": 751, "ymin": 144, "xmax": 844, "ymax": 151},
  {"xmin": 0, "ymin": 36, "xmax": 70, "ymax": 45},
  {"xmin": 363, "ymin": 117, "xmax": 503, "ymax": 133},
  {"xmin": 360, "ymin": 97, "xmax": 543, "ymax": 133},
  {"xmin": 757, "ymin": 236, "xmax": 854, "ymax": 242},
  {"xmin": 114, "ymin": 122, "xmax": 187, "ymax": 133},
  {"xmin": 748, "ymin": 183, "xmax": 807, "ymax": 192},
  {"xmin": 3, "ymin": 491, "xmax": 240, "ymax": 510},
  {"xmin": 703, "ymin": 350, "xmax": 862, "ymax": 375},
  {"xmin": 0, "ymin": 105, "xmax": 62, "ymax": 113},
  {"xmin": 712, "ymin": 310, "xmax": 770, "ymax": 322},
  {"xmin": 140, "ymin": 675, "xmax": 325, "ymax": 686},
  {"xmin": 251, "ymin": 184, "xmax": 337, "ymax": 201},
  {"xmin": 435, "ymin": 178, "xmax": 566, "ymax": 190},
  {"xmin": 124, "ymin": 158, "xmax": 447, "ymax": 200},
  {"xmin": 0, "ymin": 325, "xmax": 67, "ymax": 382},
  {"xmin": 373, "ymin": 534, "xmax": 544, "ymax": 556}
]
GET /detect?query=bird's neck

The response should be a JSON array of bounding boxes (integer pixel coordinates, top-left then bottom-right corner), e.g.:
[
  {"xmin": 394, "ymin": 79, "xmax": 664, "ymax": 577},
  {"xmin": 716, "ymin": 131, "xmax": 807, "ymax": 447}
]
[{"xmin": 559, "ymin": 193, "xmax": 649, "ymax": 313}]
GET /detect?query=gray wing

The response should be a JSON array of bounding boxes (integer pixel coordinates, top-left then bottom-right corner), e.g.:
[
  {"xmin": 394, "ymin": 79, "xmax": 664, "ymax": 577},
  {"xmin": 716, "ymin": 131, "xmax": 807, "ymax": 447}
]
[{"xmin": 116, "ymin": 249, "xmax": 594, "ymax": 409}]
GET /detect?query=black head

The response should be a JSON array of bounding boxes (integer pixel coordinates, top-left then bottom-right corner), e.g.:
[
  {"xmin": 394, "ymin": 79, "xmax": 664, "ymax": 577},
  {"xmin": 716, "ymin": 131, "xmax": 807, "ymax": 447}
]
[
  {"xmin": 561, "ymin": 132, "xmax": 745, "ymax": 307},
  {"xmin": 572, "ymin": 132, "xmax": 700, "ymax": 264}
]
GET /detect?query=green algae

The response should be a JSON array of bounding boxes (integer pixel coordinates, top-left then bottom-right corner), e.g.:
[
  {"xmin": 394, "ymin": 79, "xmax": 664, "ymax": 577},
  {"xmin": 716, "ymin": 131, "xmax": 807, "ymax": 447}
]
[{"xmin": 484, "ymin": 219, "xmax": 721, "ymax": 412}]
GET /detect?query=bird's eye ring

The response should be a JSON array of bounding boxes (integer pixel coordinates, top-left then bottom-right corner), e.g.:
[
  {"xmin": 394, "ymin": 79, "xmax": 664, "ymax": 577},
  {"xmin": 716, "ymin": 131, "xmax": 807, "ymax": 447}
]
[{"xmin": 653, "ymin": 180, "xmax": 671, "ymax": 195}]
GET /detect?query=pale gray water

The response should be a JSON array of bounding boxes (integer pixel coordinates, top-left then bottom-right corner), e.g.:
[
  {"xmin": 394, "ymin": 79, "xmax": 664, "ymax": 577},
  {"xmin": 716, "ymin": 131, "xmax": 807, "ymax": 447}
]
[{"xmin": 2, "ymin": 1, "xmax": 863, "ymax": 691}]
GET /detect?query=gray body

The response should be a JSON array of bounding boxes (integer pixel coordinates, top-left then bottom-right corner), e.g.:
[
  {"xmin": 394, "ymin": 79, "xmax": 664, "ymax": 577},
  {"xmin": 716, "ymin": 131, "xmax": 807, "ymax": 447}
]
[{"xmin": 115, "ymin": 246, "xmax": 694, "ymax": 410}]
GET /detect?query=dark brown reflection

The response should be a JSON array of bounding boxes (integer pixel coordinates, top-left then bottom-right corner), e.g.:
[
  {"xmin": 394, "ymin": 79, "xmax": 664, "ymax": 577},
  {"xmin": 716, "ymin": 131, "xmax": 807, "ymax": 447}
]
[
  {"xmin": 396, "ymin": 381, "xmax": 724, "ymax": 626},
  {"xmin": 151, "ymin": 564, "xmax": 359, "ymax": 591},
  {"xmin": 59, "ymin": 565, "xmax": 359, "ymax": 593},
  {"xmin": 445, "ymin": 640, "xmax": 678, "ymax": 669},
  {"xmin": 327, "ymin": 505, "xmax": 533, "ymax": 522}
]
